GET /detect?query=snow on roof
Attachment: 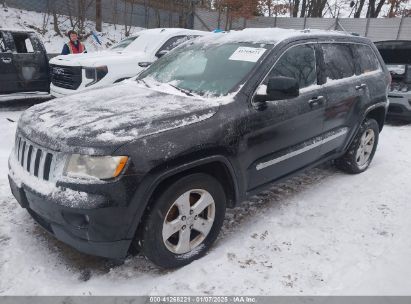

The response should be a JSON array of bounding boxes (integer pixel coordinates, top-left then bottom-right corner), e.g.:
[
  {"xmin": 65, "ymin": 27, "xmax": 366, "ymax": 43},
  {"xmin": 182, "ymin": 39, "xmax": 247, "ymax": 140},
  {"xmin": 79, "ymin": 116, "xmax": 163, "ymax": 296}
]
[
  {"xmin": 0, "ymin": 27, "xmax": 35, "ymax": 33},
  {"xmin": 199, "ymin": 27, "xmax": 355, "ymax": 45},
  {"xmin": 130, "ymin": 28, "xmax": 208, "ymax": 37}
]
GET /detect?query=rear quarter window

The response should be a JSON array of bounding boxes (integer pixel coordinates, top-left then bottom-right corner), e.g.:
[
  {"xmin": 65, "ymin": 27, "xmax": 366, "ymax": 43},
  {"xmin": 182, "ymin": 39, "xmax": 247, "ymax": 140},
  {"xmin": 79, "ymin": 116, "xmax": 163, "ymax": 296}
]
[
  {"xmin": 321, "ymin": 43, "xmax": 355, "ymax": 81},
  {"xmin": 352, "ymin": 44, "xmax": 381, "ymax": 74}
]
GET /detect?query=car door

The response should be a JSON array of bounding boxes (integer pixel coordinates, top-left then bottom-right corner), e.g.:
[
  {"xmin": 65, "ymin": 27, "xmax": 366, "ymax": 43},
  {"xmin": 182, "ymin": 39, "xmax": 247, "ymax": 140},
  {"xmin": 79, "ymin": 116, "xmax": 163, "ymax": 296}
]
[
  {"xmin": 352, "ymin": 43, "xmax": 388, "ymax": 108},
  {"xmin": 0, "ymin": 31, "xmax": 19, "ymax": 94},
  {"xmin": 7, "ymin": 31, "xmax": 50, "ymax": 93},
  {"xmin": 245, "ymin": 42, "xmax": 328, "ymax": 191},
  {"xmin": 318, "ymin": 43, "xmax": 365, "ymax": 156}
]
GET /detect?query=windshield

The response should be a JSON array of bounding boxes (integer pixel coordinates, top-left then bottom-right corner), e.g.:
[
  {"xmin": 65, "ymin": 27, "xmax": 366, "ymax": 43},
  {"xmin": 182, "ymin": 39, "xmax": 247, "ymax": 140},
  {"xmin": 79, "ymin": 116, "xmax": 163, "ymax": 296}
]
[
  {"xmin": 137, "ymin": 41, "xmax": 273, "ymax": 97},
  {"xmin": 110, "ymin": 36, "xmax": 139, "ymax": 51}
]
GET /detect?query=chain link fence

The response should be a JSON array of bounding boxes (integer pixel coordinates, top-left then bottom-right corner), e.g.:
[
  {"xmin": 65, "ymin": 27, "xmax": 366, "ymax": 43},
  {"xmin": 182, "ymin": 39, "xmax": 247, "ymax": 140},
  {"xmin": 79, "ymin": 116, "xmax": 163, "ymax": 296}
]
[
  {"xmin": 3, "ymin": 0, "xmax": 195, "ymax": 30},
  {"xmin": 193, "ymin": 8, "xmax": 411, "ymax": 41}
]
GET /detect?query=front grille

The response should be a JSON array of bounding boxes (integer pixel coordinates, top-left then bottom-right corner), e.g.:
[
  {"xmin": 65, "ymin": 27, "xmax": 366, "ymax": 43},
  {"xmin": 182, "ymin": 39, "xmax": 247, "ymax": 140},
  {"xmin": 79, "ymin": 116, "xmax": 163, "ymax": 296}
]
[
  {"xmin": 15, "ymin": 135, "xmax": 54, "ymax": 181},
  {"xmin": 50, "ymin": 64, "xmax": 82, "ymax": 90}
]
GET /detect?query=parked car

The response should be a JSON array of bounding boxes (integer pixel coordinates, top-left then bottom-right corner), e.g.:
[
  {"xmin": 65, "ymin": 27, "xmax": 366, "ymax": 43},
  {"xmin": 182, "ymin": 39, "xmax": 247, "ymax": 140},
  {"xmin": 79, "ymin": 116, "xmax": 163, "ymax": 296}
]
[
  {"xmin": 375, "ymin": 40, "xmax": 411, "ymax": 122},
  {"xmin": 0, "ymin": 28, "xmax": 50, "ymax": 99},
  {"xmin": 49, "ymin": 28, "xmax": 208, "ymax": 97},
  {"xmin": 8, "ymin": 28, "xmax": 389, "ymax": 268}
]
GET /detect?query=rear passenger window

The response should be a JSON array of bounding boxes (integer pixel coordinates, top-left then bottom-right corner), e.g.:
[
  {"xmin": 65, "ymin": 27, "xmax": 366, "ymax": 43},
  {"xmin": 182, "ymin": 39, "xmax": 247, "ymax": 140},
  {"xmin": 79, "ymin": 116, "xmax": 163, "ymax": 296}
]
[
  {"xmin": 266, "ymin": 44, "xmax": 316, "ymax": 89},
  {"xmin": 353, "ymin": 44, "xmax": 380, "ymax": 74},
  {"xmin": 11, "ymin": 33, "xmax": 34, "ymax": 53},
  {"xmin": 321, "ymin": 44, "xmax": 355, "ymax": 81}
]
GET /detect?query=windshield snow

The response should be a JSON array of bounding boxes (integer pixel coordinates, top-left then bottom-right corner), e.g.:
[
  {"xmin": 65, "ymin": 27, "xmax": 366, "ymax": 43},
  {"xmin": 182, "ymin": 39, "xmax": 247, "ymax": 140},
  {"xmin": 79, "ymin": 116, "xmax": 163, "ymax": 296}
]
[
  {"xmin": 110, "ymin": 36, "xmax": 139, "ymax": 51},
  {"xmin": 137, "ymin": 41, "xmax": 273, "ymax": 97}
]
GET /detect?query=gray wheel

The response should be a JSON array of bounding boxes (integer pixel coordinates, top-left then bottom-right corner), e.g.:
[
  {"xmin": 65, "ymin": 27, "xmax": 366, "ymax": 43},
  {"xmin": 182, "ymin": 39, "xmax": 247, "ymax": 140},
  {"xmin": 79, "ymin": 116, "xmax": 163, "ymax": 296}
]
[
  {"xmin": 140, "ymin": 173, "xmax": 226, "ymax": 268},
  {"xmin": 162, "ymin": 189, "xmax": 216, "ymax": 254},
  {"xmin": 335, "ymin": 118, "xmax": 379, "ymax": 174},
  {"xmin": 355, "ymin": 128, "xmax": 376, "ymax": 170}
]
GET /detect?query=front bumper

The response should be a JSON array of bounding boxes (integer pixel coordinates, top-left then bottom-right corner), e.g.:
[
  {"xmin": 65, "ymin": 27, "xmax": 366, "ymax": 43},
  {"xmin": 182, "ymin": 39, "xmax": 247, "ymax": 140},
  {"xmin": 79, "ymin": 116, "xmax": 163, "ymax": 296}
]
[
  {"xmin": 8, "ymin": 156, "xmax": 134, "ymax": 259},
  {"xmin": 387, "ymin": 93, "xmax": 411, "ymax": 121}
]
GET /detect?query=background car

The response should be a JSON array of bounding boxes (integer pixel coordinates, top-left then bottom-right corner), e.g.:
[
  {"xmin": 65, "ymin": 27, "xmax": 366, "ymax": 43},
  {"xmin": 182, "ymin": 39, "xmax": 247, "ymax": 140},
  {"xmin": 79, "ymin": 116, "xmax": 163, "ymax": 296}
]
[
  {"xmin": 375, "ymin": 40, "xmax": 411, "ymax": 122},
  {"xmin": 49, "ymin": 28, "xmax": 208, "ymax": 97},
  {"xmin": 0, "ymin": 28, "xmax": 50, "ymax": 100}
]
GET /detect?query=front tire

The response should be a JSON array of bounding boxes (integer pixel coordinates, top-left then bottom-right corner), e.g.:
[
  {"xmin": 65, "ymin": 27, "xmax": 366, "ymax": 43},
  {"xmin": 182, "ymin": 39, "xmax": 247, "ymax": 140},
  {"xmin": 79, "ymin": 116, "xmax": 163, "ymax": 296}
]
[
  {"xmin": 335, "ymin": 118, "xmax": 380, "ymax": 174},
  {"xmin": 141, "ymin": 173, "xmax": 226, "ymax": 268}
]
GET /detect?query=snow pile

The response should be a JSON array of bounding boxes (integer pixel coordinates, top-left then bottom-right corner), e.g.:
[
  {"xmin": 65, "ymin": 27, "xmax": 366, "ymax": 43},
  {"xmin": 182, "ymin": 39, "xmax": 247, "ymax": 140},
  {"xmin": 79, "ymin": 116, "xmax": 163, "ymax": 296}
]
[
  {"xmin": 0, "ymin": 6, "xmax": 143, "ymax": 53},
  {"xmin": 1, "ymin": 107, "xmax": 411, "ymax": 294}
]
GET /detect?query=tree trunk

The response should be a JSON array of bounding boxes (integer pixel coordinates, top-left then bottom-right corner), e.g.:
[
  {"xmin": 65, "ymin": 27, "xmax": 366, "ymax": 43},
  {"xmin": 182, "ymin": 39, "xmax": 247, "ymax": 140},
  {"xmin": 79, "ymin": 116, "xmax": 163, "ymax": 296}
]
[
  {"xmin": 300, "ymin": 0, "xmax": 307, "ymax": 17},
  {"xmin": 373, "ymin": 0, "xmax": 385, "ymax": 17},
  {"xmin": 95, "ymin": 0, "xmax": 102, "ymax": 32},
  {"xmin": 292, "ymin": 0, "xmax": 300, "ymax": 17},
  {"xmin": 354, "ymin": 0, "xmax": 365, "ymax": 18},
  {"xmin": 53, "ymin": 11, "xmax": 62, "ymax": 37}
]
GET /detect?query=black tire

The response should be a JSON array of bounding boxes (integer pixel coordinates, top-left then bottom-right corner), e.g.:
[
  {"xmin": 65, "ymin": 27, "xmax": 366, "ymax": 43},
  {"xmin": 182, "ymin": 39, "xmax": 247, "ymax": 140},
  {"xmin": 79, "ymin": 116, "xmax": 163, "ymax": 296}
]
[
  {"xmin": 335, "ymin": 118, "xmax": 380, "ymax": 174},
  {"xmin": 140, "ymin": 173, "xmax": 226, "ymax": 268}
]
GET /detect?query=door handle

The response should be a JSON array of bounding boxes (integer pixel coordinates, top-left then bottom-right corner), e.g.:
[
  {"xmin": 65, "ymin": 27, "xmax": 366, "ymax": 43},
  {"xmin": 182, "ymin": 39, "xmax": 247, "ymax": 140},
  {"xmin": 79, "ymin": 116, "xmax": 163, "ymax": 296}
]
[
  {"xmin": 355, "ymin": 83, "xmax": 367, "ymax": 90},
  {"xmin": 308, "ymin": 96, "xmax": 324, "ymax": 107},
  {"xmin": 1, "ymin": 57, "xmax": 12, "ymax": 64}
]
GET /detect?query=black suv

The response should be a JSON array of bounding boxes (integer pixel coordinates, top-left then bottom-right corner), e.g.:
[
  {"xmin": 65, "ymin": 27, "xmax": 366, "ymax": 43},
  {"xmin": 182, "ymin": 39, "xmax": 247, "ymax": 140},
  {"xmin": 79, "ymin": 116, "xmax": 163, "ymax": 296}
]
[
  {"xmin": 8, "ymin": 28, "xmax": 390, "ymax": 268},
  {"xmin": 375, "ymin": 40, "xmax": 411, "ymax": 122},
  {"xmin": 0, "ymin": 29, "xmax": 50, "ymax": 96}
]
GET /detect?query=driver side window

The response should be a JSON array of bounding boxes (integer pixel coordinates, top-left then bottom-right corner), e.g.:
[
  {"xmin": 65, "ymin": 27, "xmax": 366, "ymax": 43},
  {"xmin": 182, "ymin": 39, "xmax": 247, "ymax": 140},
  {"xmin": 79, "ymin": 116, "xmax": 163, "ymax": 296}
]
[{"xmin": 265, "ymin": 44, "xmax": 317, "ymax": 89}]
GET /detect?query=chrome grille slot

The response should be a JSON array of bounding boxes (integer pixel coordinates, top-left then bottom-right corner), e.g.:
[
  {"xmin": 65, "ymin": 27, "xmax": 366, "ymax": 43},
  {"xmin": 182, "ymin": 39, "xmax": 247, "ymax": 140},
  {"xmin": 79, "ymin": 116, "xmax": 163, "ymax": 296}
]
[
  {"xmin": 50, "ymin": 64, "xmax": 82, "ymax": 90},
  {"xmin": 14, "ymin": 135, "xmax": 55, "ymax": 181}
]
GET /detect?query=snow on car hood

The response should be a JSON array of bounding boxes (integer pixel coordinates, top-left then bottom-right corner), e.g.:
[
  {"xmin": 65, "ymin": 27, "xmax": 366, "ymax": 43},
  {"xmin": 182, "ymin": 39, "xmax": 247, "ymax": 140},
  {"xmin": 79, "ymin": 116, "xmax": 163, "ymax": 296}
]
[
  {"xmin": 18, "ymin": 82, "xmax": 220, "ymax": 153},
  {"xmin": 50, "ymin": 50, "xmax": 150, "ymax": 67}
]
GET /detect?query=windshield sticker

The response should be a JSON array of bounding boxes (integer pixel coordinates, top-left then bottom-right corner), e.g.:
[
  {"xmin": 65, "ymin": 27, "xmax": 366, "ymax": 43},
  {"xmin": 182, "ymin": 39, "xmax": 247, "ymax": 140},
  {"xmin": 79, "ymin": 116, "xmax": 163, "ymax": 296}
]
[{"xmin": 229, "ymin": 47, "xmax": 266, "ymax": 62}]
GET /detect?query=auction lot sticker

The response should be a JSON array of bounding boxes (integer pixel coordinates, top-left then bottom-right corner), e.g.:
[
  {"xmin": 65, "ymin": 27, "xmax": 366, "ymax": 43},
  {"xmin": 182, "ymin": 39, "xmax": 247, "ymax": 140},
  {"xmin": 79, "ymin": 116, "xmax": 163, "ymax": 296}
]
[{"xmin": 229, "ymin": 47, "xmax": 267, "ymax": 62}]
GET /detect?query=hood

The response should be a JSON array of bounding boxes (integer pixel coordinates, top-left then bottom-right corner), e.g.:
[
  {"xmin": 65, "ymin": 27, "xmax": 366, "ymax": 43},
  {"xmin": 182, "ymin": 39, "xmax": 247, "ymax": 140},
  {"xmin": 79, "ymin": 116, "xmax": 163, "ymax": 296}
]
[
  {"xmin": 50, "ymin": 50, "xmax": 150, "ymax": 67},
  {"xmin": 18, "ymin": 82, "xmax": 220, "ymax": 154}
]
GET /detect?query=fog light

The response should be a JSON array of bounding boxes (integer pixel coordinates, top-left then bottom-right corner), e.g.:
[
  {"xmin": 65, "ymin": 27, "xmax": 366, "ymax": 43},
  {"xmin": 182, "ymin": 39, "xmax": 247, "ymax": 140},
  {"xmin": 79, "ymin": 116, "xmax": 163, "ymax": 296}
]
[{"xmin": 62, "ymin": 212, "xmax": 90, "ymax": 229}]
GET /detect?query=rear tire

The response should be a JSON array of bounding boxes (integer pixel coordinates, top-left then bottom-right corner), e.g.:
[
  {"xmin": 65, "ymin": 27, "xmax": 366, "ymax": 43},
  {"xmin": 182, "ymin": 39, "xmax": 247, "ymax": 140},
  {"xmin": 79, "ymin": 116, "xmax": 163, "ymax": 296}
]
[
  {"xmin": 335, "ymin": 118, "xmax": 379, "ymax": 174},
  {"xmin": 140, "ymin": 173, "xmax": 226, "ymax": 268}
]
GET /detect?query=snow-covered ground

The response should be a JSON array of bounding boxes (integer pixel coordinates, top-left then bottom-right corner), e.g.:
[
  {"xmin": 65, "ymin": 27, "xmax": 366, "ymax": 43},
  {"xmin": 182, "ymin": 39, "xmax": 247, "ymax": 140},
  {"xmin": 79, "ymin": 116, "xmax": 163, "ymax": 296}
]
[
  {"xmin": 0, "ymin": 6, "xmax": 142, "ymax": 53},
  {"xmin": 0, "ymin": 104, "xmax": 410, "ymax": 295}
]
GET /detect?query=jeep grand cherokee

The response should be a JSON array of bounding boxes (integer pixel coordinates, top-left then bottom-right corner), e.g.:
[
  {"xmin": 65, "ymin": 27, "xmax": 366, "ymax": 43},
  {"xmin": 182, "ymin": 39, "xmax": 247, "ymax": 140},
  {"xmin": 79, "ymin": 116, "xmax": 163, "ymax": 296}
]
[{"xmin": 8, "ymin": 28, "xmax": 390, "ymax": 268}]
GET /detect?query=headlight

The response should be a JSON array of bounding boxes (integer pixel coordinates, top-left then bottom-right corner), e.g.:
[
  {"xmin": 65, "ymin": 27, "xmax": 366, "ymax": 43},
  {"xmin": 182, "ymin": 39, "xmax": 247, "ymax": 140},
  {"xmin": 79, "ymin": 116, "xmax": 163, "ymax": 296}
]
[
  {"xmin": 64, "ymin": 154, "xmax": 128, "ymax": 180},
  {"xmin": 84, "ymin": 66, "xmax": 108, "ymax": 87}
]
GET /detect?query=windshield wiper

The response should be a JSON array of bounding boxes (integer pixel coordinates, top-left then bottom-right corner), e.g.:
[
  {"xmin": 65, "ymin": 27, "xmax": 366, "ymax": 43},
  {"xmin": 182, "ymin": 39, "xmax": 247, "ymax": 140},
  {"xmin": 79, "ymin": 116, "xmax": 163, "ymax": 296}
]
[
  {"xmin": 168, "ymin": 83, "xmax": 194, "ymax": 96},
  {"xmin": 137, "ymin": 78, "xmax": 150, "ymax": 88}
]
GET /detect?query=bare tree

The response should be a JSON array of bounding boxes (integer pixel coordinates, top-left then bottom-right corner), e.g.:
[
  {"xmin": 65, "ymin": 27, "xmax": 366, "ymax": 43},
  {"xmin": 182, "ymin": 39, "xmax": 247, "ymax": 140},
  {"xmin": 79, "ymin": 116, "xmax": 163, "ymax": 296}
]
[
  {"xmin": 96, "ymin": 0, "xmax": 102, "ymax": 31},
  {"xmin": 124, "ymin": 0, "xmax": 136, "ymax": 36}
]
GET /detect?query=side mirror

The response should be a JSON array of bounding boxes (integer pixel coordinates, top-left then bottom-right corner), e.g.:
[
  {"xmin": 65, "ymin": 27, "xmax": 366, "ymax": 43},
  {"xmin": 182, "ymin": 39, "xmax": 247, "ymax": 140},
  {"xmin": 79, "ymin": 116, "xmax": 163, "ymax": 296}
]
[
  {"xmin": 156, "ymin": 50, "xmax": 169, "ymax": 58},
  {"xmin": 255, "ymin": 76, "xmax": 299, "ymax": 104},
  {"xmin": 138, "ymin": 62, "xmax": 152, "ymax": 68}
]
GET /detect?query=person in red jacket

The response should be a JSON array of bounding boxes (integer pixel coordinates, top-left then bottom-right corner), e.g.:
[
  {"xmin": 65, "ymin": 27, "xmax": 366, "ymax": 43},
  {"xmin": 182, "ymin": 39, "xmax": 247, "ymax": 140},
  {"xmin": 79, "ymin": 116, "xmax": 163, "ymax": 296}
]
[{"xmin": 61, "ymin": 30, "xmax": 86, "ymax": 55}]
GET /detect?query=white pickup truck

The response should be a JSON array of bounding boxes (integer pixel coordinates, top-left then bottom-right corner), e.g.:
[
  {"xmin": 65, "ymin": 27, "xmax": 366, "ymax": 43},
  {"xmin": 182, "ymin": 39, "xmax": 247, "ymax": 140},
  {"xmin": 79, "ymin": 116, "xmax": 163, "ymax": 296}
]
[{"xmin": 49, "ymin": 28, "xmax": 207, "ymax": 97}]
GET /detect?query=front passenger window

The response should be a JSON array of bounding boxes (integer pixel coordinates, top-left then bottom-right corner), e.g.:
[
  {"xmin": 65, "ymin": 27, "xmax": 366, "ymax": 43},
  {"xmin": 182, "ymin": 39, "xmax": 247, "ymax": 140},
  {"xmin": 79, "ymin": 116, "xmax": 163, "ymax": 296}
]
[{"xmin": 265, "ymin": 44, "xmax": 317, "ymax": 89}]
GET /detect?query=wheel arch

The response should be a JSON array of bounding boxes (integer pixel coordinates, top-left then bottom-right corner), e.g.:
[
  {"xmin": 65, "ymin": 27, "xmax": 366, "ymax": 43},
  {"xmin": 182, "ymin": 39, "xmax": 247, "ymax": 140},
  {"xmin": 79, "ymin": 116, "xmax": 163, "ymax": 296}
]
[
  {"xmin": 364, "ymin": 103, "xmax": 387, "ymax": 132},
  {"xmin": 126, "ymin": 155, "xmax": 240, "ymax": 246}
]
